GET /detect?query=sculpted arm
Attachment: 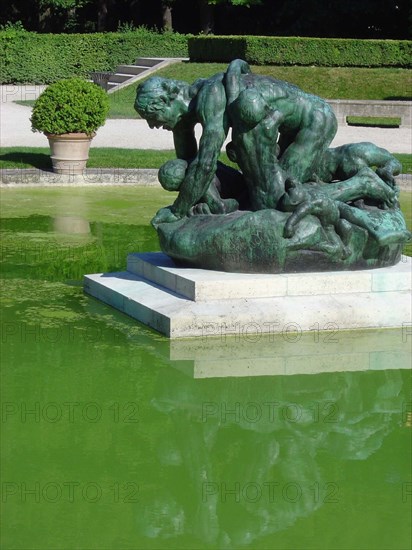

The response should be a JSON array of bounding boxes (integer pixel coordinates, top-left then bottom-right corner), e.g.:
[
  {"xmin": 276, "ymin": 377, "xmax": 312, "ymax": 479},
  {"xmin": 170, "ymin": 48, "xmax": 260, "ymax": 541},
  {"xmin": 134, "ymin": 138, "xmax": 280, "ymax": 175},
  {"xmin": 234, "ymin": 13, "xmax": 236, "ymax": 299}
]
[
  {"xmin": 171, "ymin": 82, "xmax": 229, "ymax": 218},
  {"xmin": 173, "ymin": 125, "xmax": 197, "ymax": 161},
  {"xmin": 224, "ymin": 59, "xmax": 251, "ymax": 105}
]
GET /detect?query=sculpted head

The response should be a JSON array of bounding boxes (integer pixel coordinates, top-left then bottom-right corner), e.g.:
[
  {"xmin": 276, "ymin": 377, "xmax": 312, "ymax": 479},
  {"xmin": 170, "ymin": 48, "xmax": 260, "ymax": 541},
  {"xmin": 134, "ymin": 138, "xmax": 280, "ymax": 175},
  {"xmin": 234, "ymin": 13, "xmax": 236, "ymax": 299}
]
[
  {"xmin": 135, "ymin": 77, "xmax": 188, "ymax": 131},
  {"xmin": 158, "ymin": 159, "xmax": 188, "ymax": 191}
]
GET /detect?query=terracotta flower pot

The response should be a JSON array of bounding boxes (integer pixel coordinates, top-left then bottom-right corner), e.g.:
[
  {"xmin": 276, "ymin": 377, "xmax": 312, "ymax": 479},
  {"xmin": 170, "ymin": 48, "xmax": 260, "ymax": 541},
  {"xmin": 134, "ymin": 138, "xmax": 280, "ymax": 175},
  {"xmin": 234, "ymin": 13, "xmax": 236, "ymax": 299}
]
[{"xmin": 46, "ymin": 132, "xmax": 95, "ymax": 175}]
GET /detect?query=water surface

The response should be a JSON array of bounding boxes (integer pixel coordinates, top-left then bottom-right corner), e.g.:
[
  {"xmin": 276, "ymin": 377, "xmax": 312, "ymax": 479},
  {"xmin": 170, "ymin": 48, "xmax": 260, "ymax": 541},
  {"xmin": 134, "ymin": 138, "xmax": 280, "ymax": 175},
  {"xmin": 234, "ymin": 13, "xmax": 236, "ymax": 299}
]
[{"xmin": 1, "ymin": 187, "xmax": 411, "ymax": 549}]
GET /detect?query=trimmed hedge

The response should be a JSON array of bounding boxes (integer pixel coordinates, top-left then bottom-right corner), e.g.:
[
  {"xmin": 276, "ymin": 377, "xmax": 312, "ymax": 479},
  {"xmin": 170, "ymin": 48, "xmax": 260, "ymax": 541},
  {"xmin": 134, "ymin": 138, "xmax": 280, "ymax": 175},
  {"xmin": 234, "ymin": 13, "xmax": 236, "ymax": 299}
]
[
  {"xmin": 3, "ymin": 31, "xmax": 410, "ymax": 84},
  {"xmin": 189, "ymin": 36, "xmax": 412, "ymax": 68},
  {"xmin": 0, "ymin": 29, "xmax": 189, "ymax": 84}
]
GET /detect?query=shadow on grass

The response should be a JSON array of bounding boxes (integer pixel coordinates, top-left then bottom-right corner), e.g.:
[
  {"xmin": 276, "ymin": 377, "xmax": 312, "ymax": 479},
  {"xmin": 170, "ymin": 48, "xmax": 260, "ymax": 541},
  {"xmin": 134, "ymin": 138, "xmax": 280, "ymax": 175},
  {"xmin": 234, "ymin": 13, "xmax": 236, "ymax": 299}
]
[
  {"xmin": 384, "ymin": 96, "xmax": 412, "ymax": 101},
  {"xmin": 347, "ymin": 122, "xmax": 400, "ymax": 128},
  {"xmin": 346, "ymin": 115, "xmax": 401, "ymax": 128},
  {"xmin": 0, "ymin": 152, "xmax": 52, "ymax": 170}
]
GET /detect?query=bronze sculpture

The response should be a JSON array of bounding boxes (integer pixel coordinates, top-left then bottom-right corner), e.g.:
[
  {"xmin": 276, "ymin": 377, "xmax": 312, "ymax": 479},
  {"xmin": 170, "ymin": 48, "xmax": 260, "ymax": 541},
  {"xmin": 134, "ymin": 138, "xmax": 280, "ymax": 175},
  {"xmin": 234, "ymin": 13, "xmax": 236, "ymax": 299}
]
[{"xmin": 135, "ymin": 60, "xmax": 410, "ymax": 273}]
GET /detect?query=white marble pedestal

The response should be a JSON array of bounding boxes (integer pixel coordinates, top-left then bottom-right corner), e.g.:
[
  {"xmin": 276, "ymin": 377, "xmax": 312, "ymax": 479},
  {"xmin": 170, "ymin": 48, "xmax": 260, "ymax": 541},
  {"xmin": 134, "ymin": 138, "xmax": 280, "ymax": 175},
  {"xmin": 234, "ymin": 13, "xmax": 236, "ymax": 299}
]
[{"xmin": 84, "ymin": 252, "xmax": 412, "ymax": 339}]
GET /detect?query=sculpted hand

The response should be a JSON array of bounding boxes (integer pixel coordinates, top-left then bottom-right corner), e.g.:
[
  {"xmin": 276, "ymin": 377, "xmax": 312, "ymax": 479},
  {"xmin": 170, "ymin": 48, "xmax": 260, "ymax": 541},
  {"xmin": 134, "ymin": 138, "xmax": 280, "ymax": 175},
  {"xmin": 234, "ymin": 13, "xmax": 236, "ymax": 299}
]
[
  {"xmin": 151, "ymin": 206, "xmax": 180, "ymax": 228},
  {"xmin": 378, "ymin": 186, "xmax": 397, "ymax": 209},
  {"xmin": 376, "ymin": 167, "xmax": 398, "ymax": 189},
  {"xmin": 360, "ymin": 167, "xmax": 397, "ymax": 209},
  {"xmin": 189, "ymin": 203, "xmax": 212, "ymax": 216}
]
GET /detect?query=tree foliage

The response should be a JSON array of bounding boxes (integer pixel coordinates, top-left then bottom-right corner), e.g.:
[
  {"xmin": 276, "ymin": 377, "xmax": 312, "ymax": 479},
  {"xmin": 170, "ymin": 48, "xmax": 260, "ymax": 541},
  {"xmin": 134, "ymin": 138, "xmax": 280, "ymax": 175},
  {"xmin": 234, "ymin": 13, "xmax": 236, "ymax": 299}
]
[
  {"xmin": 1, "ymin": 0, "xmax": 410, "ymax": 38},
  {"xmin": 39, "ymin": 0, "xmax": 90, "ymax": 7},
  {"xmin": 208, "ymin": 0, "xmax": 261, "ymax": 5}
]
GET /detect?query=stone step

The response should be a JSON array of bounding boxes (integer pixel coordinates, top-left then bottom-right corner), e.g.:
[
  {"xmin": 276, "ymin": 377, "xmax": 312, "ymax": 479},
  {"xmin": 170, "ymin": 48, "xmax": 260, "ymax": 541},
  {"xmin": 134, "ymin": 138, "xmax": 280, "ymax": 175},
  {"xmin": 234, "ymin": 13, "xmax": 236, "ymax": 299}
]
[
  {"xmin": 84, "ymin": 255, "xmax": 412, "ymax": 339},
  {"xmin": 106, "ymin": 57, "xmax": 186, "ymax": 93},
  {"xmin": 106, "ymin": 58, "xmax": 166, "ymax": 90},
  {"xmin": 127, "ymin": 252, "xmax": 412, "ymax": 303},
  {"xmin": 108, "ymin": 73, "xmax": 136, "ymax": 84},
  {"xmin": 116, "ymin": 64, "xmax": 149, "ymax": 75},
  {"xmin": 135, "ymin": 57, "xmax": 165, "ymax": 67}
]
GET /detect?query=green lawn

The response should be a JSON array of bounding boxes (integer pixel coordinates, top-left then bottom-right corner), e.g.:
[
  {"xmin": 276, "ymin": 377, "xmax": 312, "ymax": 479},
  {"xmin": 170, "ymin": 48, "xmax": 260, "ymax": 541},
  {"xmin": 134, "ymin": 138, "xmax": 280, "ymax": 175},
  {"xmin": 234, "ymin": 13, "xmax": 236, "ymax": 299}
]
[
  {"xmin": 108, "ymin": 64, "xmax": 412, "ymax": 119},
  {"xmin": 16, "ymin": 64, "xmax": 412, "ymax": 120},
  {"xmin": 346, "ymin": 116, "xmax": 401, "ymax": 128},
  {"xmin": 1, "ymin": 147, "xmax": 411, "ymax": 173},
  {"xmin": 0, "ymin": 147, "xmax": 175, "ymax": 170}
]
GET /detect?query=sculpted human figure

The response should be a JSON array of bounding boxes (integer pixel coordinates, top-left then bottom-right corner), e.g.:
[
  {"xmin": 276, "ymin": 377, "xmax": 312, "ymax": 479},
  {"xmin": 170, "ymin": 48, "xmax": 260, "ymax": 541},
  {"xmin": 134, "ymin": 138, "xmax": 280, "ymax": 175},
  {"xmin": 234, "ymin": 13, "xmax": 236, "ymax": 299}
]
[
  {"xmin": 225, "ymin": 140, "xmax": 397, "ymax": 210},
  {"xmin": 135, "ymin": 74, "xmax": 230, "ymax": 224},
  {"xmin": 280, "ymin": 179, "xmax": 410, "ymax": 249},
  {"xmin": 135, "ymin": 60, "xmax": 338, "ymax": 218},
  {"xmin": 315, "ymin": 142, "xmax": 402, "ymax": 188},
  {"xmin": 135, "ymin": 61, "xmax": 409, "ymax": 273},
  {"xmin": 224, "ymin": 59, "xmax": 338, "ymax": 209}
]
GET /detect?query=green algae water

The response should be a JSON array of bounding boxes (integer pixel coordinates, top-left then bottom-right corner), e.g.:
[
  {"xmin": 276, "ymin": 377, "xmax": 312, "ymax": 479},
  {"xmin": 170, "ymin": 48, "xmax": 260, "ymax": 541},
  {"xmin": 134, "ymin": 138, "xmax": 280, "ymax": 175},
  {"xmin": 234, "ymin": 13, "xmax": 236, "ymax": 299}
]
[{"xmin": 1, "ymin": 187, "xmax": 411, "ymax": 550}]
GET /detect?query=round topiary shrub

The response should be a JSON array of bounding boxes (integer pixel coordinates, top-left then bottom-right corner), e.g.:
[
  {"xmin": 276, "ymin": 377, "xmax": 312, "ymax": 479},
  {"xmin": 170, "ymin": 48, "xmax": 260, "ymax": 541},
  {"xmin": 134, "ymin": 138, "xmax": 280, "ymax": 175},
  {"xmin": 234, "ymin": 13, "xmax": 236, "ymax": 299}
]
[{"xmin": 31, "ymin": 77, "xmax": 109, "ymax": 135}]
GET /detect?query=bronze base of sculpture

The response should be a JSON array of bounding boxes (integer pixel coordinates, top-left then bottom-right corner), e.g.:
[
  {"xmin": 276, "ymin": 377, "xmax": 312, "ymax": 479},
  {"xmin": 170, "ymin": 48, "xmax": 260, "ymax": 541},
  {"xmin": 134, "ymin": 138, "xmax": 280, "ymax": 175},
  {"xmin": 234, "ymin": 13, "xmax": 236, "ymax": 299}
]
[{"xmin": 157, "ymin": 208, "xmax": 407, "ymax": 274}]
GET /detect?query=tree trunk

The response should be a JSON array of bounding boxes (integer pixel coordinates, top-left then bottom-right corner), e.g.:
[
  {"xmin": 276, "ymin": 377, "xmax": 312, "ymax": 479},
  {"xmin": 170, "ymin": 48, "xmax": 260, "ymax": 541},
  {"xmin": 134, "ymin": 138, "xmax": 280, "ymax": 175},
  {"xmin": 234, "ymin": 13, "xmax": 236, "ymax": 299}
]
[
  {"xmin": 97, "ymin": 0, "xmax": 108, "ymax": 32},
  {"xmin": 39, "ymin": 6, "xmax": 51, "ymax": 32},
  {"xmin": 162, "ymin": 2, "xmax": 173, "ymax": 31},
  {"xmin": 66, "ymin": 7, "xmax": 77, "ymax": 31},
  {"xmin": 198, "ymin": 0, "xmax": 214, "ymax": 34}
]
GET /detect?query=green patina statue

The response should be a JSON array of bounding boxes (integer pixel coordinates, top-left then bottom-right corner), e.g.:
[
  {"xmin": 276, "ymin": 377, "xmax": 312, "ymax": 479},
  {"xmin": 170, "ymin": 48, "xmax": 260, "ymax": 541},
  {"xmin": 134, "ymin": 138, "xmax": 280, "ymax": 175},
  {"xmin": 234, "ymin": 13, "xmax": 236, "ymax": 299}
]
[{"xmin": 135, "ymin": 60, "xmax": 410, "ymax": 273}]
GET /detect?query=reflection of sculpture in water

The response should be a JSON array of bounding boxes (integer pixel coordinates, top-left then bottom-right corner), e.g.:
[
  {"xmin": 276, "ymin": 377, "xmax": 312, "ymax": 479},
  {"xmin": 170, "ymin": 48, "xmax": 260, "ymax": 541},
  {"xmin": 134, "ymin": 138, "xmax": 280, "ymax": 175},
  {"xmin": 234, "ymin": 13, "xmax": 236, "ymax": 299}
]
[
  {"xmin": 136, "ymin": 365, "xmax": 408, "ymax": 548},
  {"xmin": 135, "ymin": 60, "xmax": 410, "ymax": 273}
]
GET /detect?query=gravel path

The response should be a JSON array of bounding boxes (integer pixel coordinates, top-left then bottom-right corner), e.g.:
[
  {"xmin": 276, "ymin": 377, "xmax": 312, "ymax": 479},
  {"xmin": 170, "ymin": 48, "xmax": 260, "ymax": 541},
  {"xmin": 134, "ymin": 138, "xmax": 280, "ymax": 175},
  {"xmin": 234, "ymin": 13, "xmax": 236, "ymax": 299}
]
[{"xmin": 1, "ymin": 85, "xmax": 411, "ymax": 153}]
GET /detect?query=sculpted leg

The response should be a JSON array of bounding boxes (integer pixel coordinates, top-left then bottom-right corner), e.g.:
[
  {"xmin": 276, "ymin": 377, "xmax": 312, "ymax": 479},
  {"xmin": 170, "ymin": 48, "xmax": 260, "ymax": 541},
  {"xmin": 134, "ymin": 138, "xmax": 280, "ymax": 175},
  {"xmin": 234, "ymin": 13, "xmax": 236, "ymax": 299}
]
[
  {"xmin": 315, "ymin": 167, "xmax": 397, "ymax": 208},
  {"xmin": 340, "ymin": 143, "xmax": 402, "ymax": 187},
  {"xmin": 284, "ymin": 197, "xmax": 349, "ymax": 258},
  {"xmin": 338, "ymin": 203, "xmax": 411, "ymax": 245},
  {"xmin": 279, "ymin": 106, "xmax": 337, "ymax": 183},
  {"xmin": 318, "ymin": 143, "xmax": 402, "ymax": 190}
]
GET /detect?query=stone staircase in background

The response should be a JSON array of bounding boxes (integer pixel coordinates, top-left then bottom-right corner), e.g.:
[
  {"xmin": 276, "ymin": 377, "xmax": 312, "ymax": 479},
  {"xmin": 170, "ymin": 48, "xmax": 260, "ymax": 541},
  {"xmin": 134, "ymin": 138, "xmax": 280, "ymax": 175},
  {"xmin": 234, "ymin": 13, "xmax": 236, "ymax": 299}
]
[{"xmin": 90, "ymin": 57, "xmax": 188, "ymax": 94}]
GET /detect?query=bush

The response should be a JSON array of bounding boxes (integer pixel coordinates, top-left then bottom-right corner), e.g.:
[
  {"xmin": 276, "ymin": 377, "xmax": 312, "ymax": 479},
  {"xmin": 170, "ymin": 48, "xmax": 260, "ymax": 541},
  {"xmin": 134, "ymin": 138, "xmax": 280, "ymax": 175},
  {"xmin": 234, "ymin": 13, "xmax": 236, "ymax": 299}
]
[
  {"xmin": 189, "ymin": 36, "xmax": 412, "ymax": 68},
  {"xmin": 30, "ymin": 78, "xmax": 109, "ymax": 135},
  {"xmin": 0, "ymin": 28, "xmax": 189, "ymax": 84}
]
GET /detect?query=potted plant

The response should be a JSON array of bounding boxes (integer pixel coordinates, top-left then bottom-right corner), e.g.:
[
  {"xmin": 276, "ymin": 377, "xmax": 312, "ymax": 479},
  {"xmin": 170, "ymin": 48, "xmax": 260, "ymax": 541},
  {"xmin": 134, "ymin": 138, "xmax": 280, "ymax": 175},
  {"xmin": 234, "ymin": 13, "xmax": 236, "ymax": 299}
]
[{"xmin": 31, "ymin": 77, "xmax": 109, "ymax": 175}]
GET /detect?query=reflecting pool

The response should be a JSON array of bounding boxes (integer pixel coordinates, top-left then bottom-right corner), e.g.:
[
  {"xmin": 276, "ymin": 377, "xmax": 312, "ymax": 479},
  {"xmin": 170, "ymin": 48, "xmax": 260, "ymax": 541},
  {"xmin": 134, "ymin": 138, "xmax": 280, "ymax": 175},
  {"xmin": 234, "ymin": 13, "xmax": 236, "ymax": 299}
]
[{"xmin": 1, "ymin": 187, "xmax": 411, "ymax": 549}]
